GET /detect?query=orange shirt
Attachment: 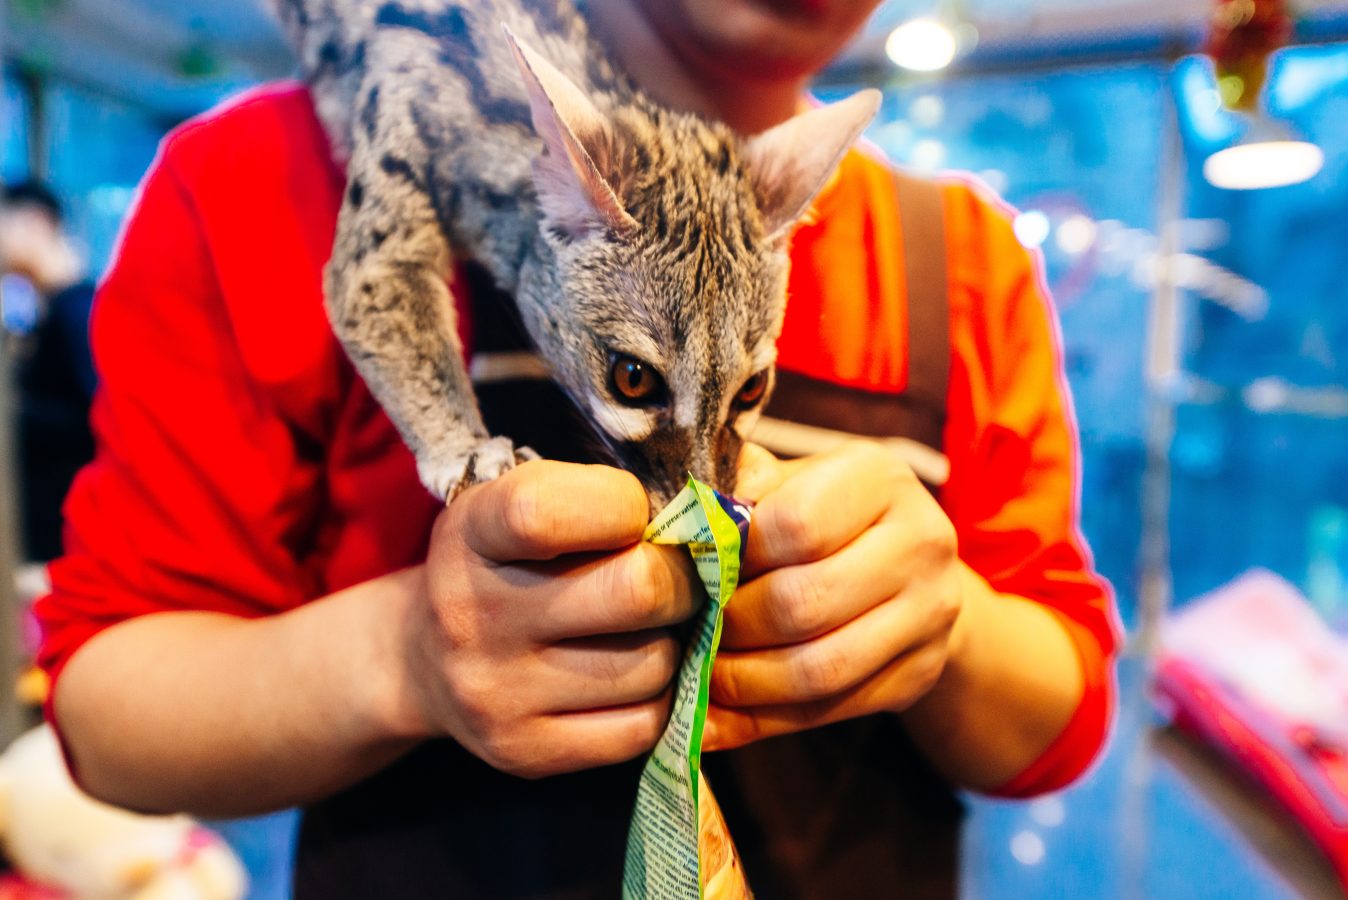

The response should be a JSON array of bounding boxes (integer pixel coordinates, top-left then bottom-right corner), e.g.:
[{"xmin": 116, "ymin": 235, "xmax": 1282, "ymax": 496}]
[
  {"xmin": 780, "ymin": 145, "xmax": 1120, "ymax": 793},
  {"xmin": 36, "ymin": 83, "xmax": 1118, "ymax": 795}
]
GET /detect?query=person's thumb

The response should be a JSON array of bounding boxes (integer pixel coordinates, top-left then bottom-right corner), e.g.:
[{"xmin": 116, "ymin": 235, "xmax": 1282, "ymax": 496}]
[{"xmin": 734, "ymin": 442, "xmax": 790, "ymax": 504}]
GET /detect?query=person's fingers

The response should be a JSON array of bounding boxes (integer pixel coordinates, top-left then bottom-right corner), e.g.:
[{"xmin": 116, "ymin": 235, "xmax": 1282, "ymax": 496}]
[
  {"xmin": 456, "ymin": 461, "xmax": 649, "ymax": 562},
  {"xmin": 480, "ymin": 697, "xmax": 674, "ymax": 779},
  {"xmin": 740, "ymin": 442, "xmax": 901, "ymax": 579},
  {"xmin": 710, "ymin": 588, "xmax": 953, "ymax": 708},
  {"xmin": 534, "ymin": 630, "xmax": 682, "ymax": 712},
  {"xmin": 483, "ymin": 542, "xmax": 700, "ymax": 641},
  {"xmin": 732, "ymin": 442, "xmax": 793, "ymax": 503},
  {"xmin": 702, "ymin": 643, "xmax": 949, "ymax": 752},
  {"xmin": 721, "ymin": 518, "xmax": 915, "ymax": 650}
]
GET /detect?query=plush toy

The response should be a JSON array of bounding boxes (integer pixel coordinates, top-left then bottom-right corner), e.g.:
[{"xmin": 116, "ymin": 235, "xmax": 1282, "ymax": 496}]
[{"xmin": 0, "ymin": 726, "xmax": 246, "ymax": 900}]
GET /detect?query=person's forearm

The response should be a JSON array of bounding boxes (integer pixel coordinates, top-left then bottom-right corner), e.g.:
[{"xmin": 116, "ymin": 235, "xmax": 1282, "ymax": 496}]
[
  {"xmin": 900, "ymin": 563, "xmax": 1085, "ymax": 791},
  {"xmin": 52, "ymin": 567, "xmax": 431, "ymax": 818}
]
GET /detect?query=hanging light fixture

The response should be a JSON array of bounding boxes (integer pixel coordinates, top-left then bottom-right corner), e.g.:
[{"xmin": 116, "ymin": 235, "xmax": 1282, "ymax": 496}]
[
  {"xmin": 1202, "ymin": 0, "xmax": 1322, "ymax": 190},
  {"xmin": 1203, "ymin": 115, "xmax": 1323, "ymax": 190},
  {"xmin": 886, "ymin": 18, "xmax": 957, "ymax": 72}
]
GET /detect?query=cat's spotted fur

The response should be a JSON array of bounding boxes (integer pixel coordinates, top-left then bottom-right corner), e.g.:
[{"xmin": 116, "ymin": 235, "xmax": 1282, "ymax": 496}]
[{"xmin": 268, "ymin": 0, "xmax": 878, "ymax": 506}]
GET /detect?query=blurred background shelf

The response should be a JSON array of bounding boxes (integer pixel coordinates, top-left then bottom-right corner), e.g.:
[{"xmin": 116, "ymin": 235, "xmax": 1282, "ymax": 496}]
[{"xmin": 964, "ymin": 657, "xmax": 1346, "ymax": 900}]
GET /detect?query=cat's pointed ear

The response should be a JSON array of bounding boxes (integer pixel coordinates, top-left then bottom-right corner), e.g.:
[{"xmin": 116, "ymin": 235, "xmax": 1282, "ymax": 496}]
[
  {"xmin": 504, "ymin": 26, "xmax": 638, "ymax": 238},
  {"xmin": 743, "ymin": 89, "xmax": 881, "ymax": 240}
]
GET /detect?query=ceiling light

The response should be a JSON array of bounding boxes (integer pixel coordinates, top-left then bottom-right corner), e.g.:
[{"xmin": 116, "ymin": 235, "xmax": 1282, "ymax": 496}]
[
  {"xmin": 1204, "ymin": 115, "xmax": 1324, "ymax": 190},
  {"xmin": 885, "ymin": 18, "xmax": 958, "ymax": 72}
]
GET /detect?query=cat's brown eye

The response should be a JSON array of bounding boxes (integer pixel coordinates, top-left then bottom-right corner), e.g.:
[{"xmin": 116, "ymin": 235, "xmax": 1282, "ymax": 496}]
[
  {"xmin": 609, "ymin": 355, "xmax": 667, "ymax": 406},
  {"xmin": 735, "ymin": 371, "xmax": 769, "ymax": 409}
]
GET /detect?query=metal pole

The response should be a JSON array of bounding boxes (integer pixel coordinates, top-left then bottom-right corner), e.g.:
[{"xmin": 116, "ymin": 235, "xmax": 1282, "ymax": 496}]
[
  {"xmin": 1, "ymin": 0, "xmax": 33, "ymax": 745},
  {"xmin": 1135, "ymin": 80, "xmax": 1187, "ymax": 658},
  {"xmin": 1118, "ymin": 65, "xmax": 1188, "ymax": 900},
  {"xmin": 0, "ymin": 315, "xmax": 26, "ymax": 746}
]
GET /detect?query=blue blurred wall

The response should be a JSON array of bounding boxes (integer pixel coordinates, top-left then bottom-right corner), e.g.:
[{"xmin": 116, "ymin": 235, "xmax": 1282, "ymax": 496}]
[{"xmin": 829, "ymin": 44, "xmax": 1348, "ymax": 628}]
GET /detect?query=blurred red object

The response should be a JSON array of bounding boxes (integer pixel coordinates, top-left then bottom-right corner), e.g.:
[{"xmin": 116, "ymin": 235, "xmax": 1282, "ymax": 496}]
[
  {"xmin": 0, "ymin": 874, "xmax": 65, "ymax": 899},
  {"xmin": 1204, "ymin": 0, "xmax": 1295, "ymax": 110},
  {"xmin": 1155, "ymin": 569, "xmax": 1348, "ymax": 886}
]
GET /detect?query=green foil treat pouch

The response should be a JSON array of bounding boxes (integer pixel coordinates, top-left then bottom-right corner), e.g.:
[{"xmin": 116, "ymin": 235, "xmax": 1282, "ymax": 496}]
[{"xmin": 623, "ymin": 477, "xmax": 753, "ymax": 900}]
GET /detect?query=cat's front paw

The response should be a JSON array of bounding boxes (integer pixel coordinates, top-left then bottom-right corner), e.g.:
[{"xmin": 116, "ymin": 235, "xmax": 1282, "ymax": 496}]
[
  {"xmin": 420, "ymin": 437, "xmax": 534, "ymax": 501},
  {"xmin": 462, "ymin": 436, "xmax": 525, "ymax": 487}
]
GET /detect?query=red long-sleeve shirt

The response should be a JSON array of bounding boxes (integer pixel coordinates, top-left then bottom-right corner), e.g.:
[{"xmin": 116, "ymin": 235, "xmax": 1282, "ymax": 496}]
[{"xmin": 35, "ymin": 82, "xmax": 1120, "ymax": 796}]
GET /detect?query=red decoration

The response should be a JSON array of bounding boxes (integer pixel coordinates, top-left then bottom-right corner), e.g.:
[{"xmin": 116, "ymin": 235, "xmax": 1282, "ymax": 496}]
[{"xmin": 1204, "ymin": 0, "xmax": 1295, "ymax": 111}]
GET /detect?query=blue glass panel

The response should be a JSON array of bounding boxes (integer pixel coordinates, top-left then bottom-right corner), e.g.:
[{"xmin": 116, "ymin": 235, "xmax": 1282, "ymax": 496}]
[
  {"xmin": 43, "ymin": 83, "xmax": 166, "ymax": 276},
  {"xmin": 1, "ymin": 71, "xmax": 30, "ymax": 184},
  {"xmin": 1171, "ymin": 43, "xmax": 1348, "ymax": 612},
  {"xmin": 830, "ymin": 63, "xmax": 1168, "ymax": 622}
]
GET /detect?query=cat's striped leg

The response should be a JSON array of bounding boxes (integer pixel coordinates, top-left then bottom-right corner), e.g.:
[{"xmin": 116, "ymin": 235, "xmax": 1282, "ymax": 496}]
[{"xmin": 325, "ymin": 137, "xmax": 526, "ymax": 501}]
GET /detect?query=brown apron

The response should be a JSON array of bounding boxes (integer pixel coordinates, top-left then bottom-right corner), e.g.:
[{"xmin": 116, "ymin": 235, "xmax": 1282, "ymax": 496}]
[{"xmin": 294, "ymin": 172, "xmax": 961, "ymax": 899}]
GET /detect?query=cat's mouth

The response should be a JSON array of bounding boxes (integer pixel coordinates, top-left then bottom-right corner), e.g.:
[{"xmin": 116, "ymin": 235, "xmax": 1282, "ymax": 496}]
[
  {"xmin": 613, "ymin": 429, "xmax": 742, "ymax": 517},
  {"xmin": 616, "ymin": 452, "xmax": 689, "ymax": 516}
]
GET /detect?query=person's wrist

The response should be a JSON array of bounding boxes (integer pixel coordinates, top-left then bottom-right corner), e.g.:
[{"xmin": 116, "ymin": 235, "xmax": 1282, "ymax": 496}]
[
  {"xmin": 941, "ymin": 563, "xmax": 988, "ymax": 681},
  {"xmin": 895, "ymin": 562, "xmax": 985, "ymax": 720},
  {"xmin": 356, "ymin": 566, "xmax": 438, "ymax": 745}
]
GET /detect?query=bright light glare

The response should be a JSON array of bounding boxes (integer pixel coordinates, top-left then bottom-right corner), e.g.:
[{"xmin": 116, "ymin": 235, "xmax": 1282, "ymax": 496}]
[
  {"xmin": 1055, "ymin": 214, "xmax": 1097, "ymax": 255},
  {"xmin": 1204, "ymin": 140, "xmax": 1324, "ymax": 190},
  {"xmin": 910, "ymin": 138, "xmax": 947, "ymax": 171},
  {"xmin": 1028, "ymin": 796, "xmax": 1067, "ymax": 828},
  {"xmin": 1197, "ymin": 88, "xmax": 1223, "ymax": 115},
  {"xmin": 1244, "ymin": 377, "xmax": 1288, "ymax": 413},
  {"xmin": 1013, "ymin": 210, "xmax": 1051, "ymax": 249},
  {"xmin": 1010, "ymin": 830, "xmax": 1046, "ymax": 866},
  {"xmin": 910, "ymin": 95, "xmax": 945, "ymax": 127},
  {"xmin": 886, "ymin": 19, "xmax": 958, "ymax": 72}
]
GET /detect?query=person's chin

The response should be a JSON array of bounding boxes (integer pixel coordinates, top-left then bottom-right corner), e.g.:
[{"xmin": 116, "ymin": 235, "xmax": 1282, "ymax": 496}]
[
  {"xmin": 635, "ymin": 0, "xmax": 864, "ymax": 86},
  {"xmin": 711, "ymin": 46, "xmax": 825, "ymax": 82},
  {"xmin": 754, "ymin": 0, "xmax": 835, "ymax": 18},
  {"xmin": 680, "ymin": 0, "xmax": 869, "ymax": 79},
  {"xmin": 675, "ymin": 23, "xmax": 835, "ymax": 83}
]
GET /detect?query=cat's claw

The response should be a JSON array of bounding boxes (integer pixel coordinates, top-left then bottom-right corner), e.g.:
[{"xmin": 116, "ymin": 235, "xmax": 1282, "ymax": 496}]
[
  {"xmin": 461, "ymin": 436, "xmax": 527, "ymax": 486},
  {"xmin": 421, "ymin": 437, "xmax": 537, "ymax": 502},
  {"xmin": 418, "ymin": 460, "xmax": 466, "ymax": 502}
]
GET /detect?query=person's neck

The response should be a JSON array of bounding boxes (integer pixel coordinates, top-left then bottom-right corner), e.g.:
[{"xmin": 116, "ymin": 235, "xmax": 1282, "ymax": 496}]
[{"xmin": 583, "ymin": 0, "xmax": 808, "ymax": 134}]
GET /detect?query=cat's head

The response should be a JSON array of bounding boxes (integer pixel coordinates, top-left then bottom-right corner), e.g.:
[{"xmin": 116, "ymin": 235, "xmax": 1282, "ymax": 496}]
[{"xmin": 507, "ymin": 31, "xmax": 879, "ymax": 509}]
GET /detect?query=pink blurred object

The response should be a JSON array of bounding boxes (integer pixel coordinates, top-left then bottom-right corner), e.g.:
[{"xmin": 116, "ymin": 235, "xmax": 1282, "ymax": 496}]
[
  {"xmin": 1156, "ymin": 568, "xmax": 1348, "ymax": 886},
  {"xmin": 0, "ymin": 873, "xmax": 66, "ymax": 899},
  {"xmin": 14, "ymin": 564, "xmax": 50, "ymax": 657}
]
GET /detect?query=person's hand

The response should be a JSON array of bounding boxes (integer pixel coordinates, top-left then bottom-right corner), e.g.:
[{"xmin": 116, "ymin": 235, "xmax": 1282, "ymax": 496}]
[
  {"xmin": 704, "ymin": 442, "xmax": 967, "ymax": 750},
  {"xmin": 398, "ymin": 461, "xmax": 700, "ymax": 778}
]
